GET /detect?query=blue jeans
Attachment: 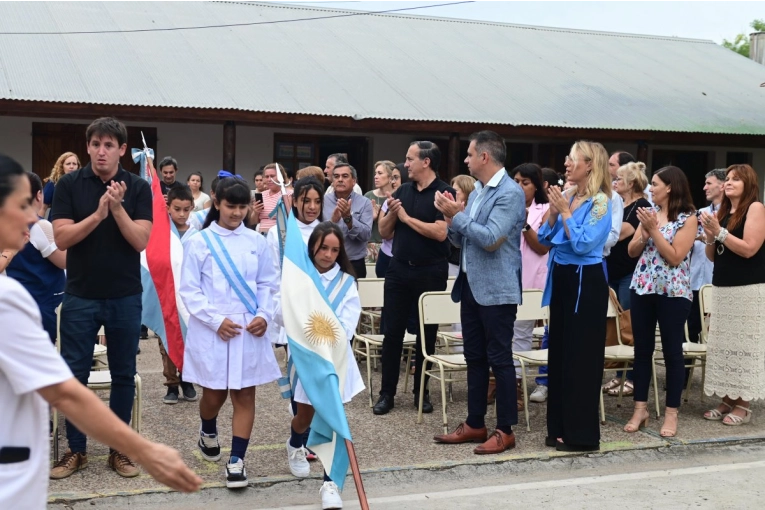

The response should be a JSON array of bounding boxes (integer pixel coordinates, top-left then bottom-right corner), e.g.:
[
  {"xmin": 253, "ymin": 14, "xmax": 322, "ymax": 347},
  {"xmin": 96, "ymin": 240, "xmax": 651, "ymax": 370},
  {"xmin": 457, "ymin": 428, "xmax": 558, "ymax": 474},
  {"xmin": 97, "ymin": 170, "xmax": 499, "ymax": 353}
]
[
  {"xmin": 60, "ymin": 293, "xmax": 141, "ymax": 452},
  {"xmin": 609, "ymin": 274, "xmax": 634, "ymax": 380}
]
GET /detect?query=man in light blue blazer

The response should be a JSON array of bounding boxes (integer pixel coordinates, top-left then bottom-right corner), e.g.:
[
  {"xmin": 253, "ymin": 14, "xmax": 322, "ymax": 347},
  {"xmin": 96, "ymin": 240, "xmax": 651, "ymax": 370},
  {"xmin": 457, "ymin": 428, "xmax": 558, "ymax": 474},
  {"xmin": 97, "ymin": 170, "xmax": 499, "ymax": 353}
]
[{"xmin": 433, "ymin": 130, "xmax": 526, "ymax": 455}]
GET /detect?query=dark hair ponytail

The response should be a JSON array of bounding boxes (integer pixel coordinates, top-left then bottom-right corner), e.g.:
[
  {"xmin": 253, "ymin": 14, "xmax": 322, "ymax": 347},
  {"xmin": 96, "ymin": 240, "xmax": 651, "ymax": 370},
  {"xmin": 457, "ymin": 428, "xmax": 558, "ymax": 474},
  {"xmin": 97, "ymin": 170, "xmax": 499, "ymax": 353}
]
[
  {"xmin": 307, "ymin": 221, "xmax": 356, "ymax": 278},
  {"xmin": 26, "ymin": 171, "xmax": 43, "ymax": 199},
  {"xmin": 202, "ymin": 177, "xmax": 251, "ymax": 229},
  {"xmin": 0, "ymin": 155, "xmax": 25, "ymax": 207}
]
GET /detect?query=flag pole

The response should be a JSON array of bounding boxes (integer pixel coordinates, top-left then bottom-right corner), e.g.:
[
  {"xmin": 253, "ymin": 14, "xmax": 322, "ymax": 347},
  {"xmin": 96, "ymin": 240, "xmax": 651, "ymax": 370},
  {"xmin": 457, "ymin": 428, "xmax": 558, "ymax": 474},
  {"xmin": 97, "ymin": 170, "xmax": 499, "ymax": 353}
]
[{"xmin": 345, "ymin": 439, "xmax": 369, "ymax": 510}]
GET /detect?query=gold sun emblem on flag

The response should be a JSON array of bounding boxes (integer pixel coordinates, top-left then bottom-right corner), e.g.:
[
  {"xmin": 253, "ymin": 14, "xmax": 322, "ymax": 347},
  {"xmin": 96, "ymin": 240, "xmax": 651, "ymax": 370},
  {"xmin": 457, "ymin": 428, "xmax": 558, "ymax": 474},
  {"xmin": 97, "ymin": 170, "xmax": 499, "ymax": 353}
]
[{"xmin": 304, "ymin": 312, "xmax": 340, "ymax": 348}]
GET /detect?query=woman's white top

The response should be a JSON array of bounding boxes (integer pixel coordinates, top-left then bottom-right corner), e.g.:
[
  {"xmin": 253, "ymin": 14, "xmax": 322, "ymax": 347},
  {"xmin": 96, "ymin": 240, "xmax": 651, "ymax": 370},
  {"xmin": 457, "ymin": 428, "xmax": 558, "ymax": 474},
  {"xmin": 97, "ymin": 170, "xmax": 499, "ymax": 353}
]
[
  {"xmin": 193, "ymin": 192, "xmax": 211, "ymax": 212},
  {"xmin": 0, "ymin": 278, "xmax": 72, "ymax": 509},
  {"xmin": 179, "ymin": 221, "xmax": 280, "ymax": 390},
  {"xmin": 290, "ymin": 263, "xmax": 365, "ymax": 404}
]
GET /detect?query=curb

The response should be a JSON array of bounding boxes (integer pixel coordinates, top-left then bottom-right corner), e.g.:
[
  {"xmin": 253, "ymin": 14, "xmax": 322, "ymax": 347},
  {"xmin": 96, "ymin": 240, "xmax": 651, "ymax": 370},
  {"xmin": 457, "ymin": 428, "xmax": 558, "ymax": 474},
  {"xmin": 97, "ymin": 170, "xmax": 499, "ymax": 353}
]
[{"xmin": 48, "ymin": 433, "xmax": 765, "ymax": 504}]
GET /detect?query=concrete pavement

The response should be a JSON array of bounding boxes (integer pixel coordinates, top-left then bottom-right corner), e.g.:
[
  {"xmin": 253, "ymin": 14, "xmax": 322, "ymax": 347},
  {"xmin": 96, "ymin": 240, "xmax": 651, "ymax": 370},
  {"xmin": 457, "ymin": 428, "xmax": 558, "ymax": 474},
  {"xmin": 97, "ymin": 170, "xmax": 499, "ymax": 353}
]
[{"xmin": 48, "ymin": 336, "xmax": 765, "ymax": 508}]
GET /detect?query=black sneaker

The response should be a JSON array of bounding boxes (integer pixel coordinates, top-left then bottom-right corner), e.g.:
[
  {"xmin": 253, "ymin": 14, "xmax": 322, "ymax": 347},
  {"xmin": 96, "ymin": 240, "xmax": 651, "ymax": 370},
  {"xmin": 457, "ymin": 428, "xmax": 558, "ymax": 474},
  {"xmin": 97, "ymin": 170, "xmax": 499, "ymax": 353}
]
[
  {"xmin": 181, "ymin": 382, "xmax": 198, "ymax": 402},
  {"xmin": 163, "ymin": 386, "xmax": 179, "ymax": 405},
  {"xmin": 140, "ymin": 325, "xmax": 149, "ymax": 340},
  {"xmin": 226, "ymin": 456, "xmax": 247, "ymax": 488},
  {"xmin": 198, "ymin": 432, "xmax": 221, "ymax": 461},
  {"xmin": 373, "ymin": 393, "xmax": 394, "ymax": 415}
]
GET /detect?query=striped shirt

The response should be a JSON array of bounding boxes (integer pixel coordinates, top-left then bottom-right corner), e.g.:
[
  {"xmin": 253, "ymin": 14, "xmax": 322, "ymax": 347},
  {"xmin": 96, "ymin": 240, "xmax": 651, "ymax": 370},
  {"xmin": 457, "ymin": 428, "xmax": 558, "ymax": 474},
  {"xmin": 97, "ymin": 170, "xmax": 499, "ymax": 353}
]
[{"xmin": 258, "ymin": 188, "xmax": 293, "ymax": 233}]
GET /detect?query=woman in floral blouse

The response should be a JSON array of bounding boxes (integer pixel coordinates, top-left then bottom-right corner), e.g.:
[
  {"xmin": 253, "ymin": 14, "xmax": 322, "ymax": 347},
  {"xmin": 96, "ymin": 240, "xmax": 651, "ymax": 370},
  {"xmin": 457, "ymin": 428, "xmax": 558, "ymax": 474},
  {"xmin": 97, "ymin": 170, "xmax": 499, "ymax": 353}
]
[{"xmin": 625, "ymin": 166, "xmax": 697, "ymax": 438}]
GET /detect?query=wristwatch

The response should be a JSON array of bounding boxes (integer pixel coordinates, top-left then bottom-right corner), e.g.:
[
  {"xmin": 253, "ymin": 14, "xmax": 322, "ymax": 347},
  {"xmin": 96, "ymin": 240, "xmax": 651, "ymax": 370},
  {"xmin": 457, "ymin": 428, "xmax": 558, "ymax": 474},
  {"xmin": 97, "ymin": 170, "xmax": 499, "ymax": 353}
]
[
  {"xmin": 521, "ymin": 223, "xmax": 531, "ymax": 233},
  {"xmin": 343, "ymin": 216, "xmax": 352, "ymax": 224}
]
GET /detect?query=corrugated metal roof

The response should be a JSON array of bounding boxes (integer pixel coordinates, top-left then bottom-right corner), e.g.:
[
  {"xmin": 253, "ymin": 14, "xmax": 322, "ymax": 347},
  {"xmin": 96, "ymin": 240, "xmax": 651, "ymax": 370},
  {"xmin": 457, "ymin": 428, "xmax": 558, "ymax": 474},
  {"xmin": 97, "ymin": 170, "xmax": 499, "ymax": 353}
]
[{"xmin": 1, "ymin": 1, "xmax": 764, "ymax": 134}]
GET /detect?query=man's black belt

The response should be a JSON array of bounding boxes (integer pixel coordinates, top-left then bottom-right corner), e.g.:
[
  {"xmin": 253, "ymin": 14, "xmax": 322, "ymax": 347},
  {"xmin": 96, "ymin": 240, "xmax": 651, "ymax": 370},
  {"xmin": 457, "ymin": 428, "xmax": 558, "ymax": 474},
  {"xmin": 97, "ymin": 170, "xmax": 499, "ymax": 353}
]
[{"xmin": 394, "ymin": 257, "xmax": 446, "ymax": 267}]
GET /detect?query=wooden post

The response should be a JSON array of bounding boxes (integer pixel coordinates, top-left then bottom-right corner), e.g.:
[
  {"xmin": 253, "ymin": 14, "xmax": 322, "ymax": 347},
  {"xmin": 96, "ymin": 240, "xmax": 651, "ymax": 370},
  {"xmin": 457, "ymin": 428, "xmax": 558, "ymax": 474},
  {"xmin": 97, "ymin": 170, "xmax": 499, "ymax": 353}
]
[
  {"xmin": 223, "ymin": 121, "xmax": 236, "ymax": 172},
  {"xmin": 345, "ymin": 439, "xmax": 369, "ymax": 510},
  {"xmin": 637, "ymin": 141, "xmax": 648, "ymax": 164},
  {"xmin": 447, "ymin": 133, "xmax": 460, "ymax": 181}
]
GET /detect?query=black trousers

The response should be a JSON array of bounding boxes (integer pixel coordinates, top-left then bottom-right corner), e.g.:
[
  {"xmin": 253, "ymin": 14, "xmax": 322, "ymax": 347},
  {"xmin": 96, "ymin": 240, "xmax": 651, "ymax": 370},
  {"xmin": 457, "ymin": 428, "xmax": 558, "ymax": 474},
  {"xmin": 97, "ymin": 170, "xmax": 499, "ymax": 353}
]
[
  {"xmin": 460, "ymin": 276, "xmax": 518, "ymax": 430},
  {"xmin": 379, "ymin": 258, "xmax": 448, "ymax": 397},
  {"xmin": 350, "ymin": 258, "xmax": 367, "ymax": 279},
  {"xmin": 547, "ymin": 263, "xmax": 608, "ymax": 447},
  {"xmin": 686, "ymin": 290, "xmax": 702, "ymax": 343},
  {"xmin": 631, "ymin": 292, "xmax": 691, "ymax": 409}
]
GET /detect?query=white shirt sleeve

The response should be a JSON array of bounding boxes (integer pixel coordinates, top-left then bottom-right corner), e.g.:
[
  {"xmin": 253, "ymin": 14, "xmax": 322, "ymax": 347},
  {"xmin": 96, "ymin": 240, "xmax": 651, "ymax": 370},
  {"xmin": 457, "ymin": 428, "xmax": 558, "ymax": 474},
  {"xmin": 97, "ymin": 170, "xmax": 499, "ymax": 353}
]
[
  {"xmin": 603, "ymin": 191, "xmax": 624, "ymax": 256},
  {"xmin": 335, "ymin": 277, "xmax": 362, "ymax": 342},
  {"xmin": 0, "ymin": 279, "xmax": 72, "ymax": 395},
  {"xmin": 251, "ymin": 234, "xmax": 279, "ymax": 323},
  {"xmin": 29, "ymin": 221, "xmax": 58, "ymax": 258}
]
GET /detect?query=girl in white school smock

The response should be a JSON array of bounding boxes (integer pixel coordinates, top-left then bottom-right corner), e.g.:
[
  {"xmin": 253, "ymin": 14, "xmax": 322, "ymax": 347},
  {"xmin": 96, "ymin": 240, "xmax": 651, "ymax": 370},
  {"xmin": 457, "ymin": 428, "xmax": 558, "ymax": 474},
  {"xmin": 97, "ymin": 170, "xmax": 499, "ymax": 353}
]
[
  {"xmin": 179, "ymin": 177, "xmax": 279, "ymax": 489},
  {"xmin": 284, "ymin": 221, "xmax": 364, "ymax": 510}
]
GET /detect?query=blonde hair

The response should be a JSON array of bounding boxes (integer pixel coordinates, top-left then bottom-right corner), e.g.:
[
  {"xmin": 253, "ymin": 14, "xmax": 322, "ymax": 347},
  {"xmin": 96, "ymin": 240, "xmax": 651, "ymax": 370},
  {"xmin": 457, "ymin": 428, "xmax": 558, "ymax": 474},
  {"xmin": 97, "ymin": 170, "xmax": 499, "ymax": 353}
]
[
  {"xmin": 374, "ymin": 160, "xmax": 396, "ymax": 178},
  {"xmin": 569, "ymin": 141, "xmax": 611, "ymax": 199},
  {"xmin": 263, "ymin": 162, "xmax": 288, "ymax": 183},
  {"xmin": 616, "ymin": 162, "xmax": 648, "ymax": 198},
  {"xmin": 296, "ymin": 165, "xmax": 325, "ymax": 183},
  {"xmin": 451, "ymin": 175, "xmax": 476, "ymax": 203},
  {"xmin": 46, "ymin": 152, "xmax": 81, "ymax": 184}
]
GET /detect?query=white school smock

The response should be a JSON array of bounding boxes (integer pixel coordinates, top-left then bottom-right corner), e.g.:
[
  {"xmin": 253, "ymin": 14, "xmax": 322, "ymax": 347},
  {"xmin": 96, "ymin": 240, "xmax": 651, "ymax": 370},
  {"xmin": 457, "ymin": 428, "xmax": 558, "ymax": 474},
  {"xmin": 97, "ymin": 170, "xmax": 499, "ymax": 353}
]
[
  {"xmin": 180, "ymin": 221, "xmax": 280, "ymax": 390},
  {"xmin": 0, "ymin": 278, "xmax": 72, "ymax": 510},
  {"xmin": 266, "ymin": 219, "xmax": 320, "ymax": 344},
  {"xmin": 291, "ymin": 263, "xmax": 365, "ymax": 405}
]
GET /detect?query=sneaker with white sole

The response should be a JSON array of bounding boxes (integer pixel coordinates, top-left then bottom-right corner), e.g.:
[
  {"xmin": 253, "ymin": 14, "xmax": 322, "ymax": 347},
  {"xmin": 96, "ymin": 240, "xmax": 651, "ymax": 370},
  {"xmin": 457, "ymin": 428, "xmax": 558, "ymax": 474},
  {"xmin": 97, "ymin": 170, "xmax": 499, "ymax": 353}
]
[
  {"xmin": 226, "ymin": 456, "xmax": 248, "ymax": 488},
  {"xmin": 198, "ymin": 431, "xmax": 222, "ymax": 461},
  {"xmin": 529, "ymin": 384, "xmax": 548, "ymax": 403},
  {"xmin": 320, "ymin": 481, "xmax": 343, "ymax": 509},
  {"xmin": 286, "ymin": 440, "xmax": 310, "ymax": 477}
]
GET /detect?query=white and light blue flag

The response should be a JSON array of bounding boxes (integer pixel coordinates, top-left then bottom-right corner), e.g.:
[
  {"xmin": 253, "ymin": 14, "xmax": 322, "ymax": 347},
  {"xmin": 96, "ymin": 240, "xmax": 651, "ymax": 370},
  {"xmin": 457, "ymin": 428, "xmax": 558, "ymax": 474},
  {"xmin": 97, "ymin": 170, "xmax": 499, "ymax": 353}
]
[{"xmin": 280, "ymin": 213, "xmax": 352, "ymax": 489}]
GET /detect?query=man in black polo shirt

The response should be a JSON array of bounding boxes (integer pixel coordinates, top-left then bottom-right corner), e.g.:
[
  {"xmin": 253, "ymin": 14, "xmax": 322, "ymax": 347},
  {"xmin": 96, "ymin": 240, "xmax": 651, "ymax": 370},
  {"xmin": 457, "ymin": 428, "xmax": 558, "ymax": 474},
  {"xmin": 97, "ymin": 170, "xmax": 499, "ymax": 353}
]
[
  {"xmin": 373, "ymin": 141, "xmax": 454, "ymax": 415},
  {"xmin": 50, "ymin": 117, "xmax": 153, "ymax": 480}
]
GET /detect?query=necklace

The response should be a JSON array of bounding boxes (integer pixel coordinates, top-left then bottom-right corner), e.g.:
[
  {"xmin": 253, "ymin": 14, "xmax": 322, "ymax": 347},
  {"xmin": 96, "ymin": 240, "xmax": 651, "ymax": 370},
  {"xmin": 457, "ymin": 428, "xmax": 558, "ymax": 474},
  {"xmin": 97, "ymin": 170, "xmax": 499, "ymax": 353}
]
[{"xmin": 624, "ymin": 200, "xmax": 639, "ymax": 220}]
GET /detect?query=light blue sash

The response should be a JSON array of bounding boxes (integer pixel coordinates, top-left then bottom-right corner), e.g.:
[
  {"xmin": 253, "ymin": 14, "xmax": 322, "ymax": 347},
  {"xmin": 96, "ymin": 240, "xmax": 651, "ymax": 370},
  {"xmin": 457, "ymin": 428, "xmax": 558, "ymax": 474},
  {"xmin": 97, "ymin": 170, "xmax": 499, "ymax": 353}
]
[{"xmin": 199, "ymin": 230, "xmax": 258, "ymax": 315}]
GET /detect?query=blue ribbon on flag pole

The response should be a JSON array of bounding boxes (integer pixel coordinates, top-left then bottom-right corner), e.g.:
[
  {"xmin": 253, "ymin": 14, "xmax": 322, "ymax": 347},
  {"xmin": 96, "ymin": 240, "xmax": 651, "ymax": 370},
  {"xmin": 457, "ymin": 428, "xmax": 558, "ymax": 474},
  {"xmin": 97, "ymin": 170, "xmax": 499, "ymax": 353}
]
[{"xmin": 131, "ymin": 147, "xmax": 155, "ymax": 181}]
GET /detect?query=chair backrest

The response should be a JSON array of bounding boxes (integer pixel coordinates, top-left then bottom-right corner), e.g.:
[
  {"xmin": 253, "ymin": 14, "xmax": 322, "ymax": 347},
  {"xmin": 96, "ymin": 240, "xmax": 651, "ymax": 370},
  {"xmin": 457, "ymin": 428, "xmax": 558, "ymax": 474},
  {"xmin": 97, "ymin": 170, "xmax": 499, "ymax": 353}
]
[
  {"xmin": 356, "ymin": 278, "xmax": 385, "ymax": 308},
  {"xmin": 516, "ymin": 289, "xmax": 548, "ymax": 322},
  {"xmin": 419, "ymin": 292, "xmax": 460, "ymax": 336}
]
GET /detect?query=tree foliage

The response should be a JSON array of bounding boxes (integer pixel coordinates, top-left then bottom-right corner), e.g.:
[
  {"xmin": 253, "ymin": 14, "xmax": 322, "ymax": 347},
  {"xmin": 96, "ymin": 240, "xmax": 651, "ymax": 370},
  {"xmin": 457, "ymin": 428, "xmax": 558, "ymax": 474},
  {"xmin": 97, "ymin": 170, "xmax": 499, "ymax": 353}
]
[{"xmin": 723, "ymin": 19, "xmax": 765, "ymax": 57}]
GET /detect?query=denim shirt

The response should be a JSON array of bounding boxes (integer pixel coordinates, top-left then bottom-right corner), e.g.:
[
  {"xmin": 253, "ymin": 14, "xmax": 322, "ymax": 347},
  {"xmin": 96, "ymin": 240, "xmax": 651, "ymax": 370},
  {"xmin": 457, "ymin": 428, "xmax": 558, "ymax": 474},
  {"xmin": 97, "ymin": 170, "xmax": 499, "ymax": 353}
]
[{"xmin": 538, "ymin": 192, "xmax": 612, "ymax": 309}]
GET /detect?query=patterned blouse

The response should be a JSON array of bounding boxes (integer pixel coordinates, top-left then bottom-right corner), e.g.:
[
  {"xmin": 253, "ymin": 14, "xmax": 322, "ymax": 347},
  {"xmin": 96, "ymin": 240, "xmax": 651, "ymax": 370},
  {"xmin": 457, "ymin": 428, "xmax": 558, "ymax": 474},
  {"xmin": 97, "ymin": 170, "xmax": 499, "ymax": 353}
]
[{"xmin": 630, "ymin": 209, "xmax": 693, "ymax": 300}]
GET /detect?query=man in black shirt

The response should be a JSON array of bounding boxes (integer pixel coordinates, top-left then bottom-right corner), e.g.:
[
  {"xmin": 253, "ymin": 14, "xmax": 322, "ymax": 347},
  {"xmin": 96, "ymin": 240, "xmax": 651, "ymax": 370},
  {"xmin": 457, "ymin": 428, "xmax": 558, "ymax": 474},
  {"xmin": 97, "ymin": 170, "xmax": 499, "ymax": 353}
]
[
  {"xmin": 50, "ymin": 117, "xmax": 153, "ymax": 480},
  {"xmin": 158, "ymin": 156, "xmax": 184, "ymax": 197},
  {"xmin": 373, "ymin": 141, "xmax": 454, "ymax": 415}
]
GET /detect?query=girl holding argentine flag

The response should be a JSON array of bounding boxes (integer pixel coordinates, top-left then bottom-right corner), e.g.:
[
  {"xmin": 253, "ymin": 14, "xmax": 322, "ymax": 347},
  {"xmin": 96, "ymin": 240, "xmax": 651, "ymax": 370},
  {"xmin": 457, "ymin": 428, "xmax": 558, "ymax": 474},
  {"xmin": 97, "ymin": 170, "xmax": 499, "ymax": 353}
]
[
  {"xmin": 179, "ymin": 177, "xmax": 280, "ymax": 489},
  {"xmin": 284, "ymin": 221, "xmax": 364, "ymax": 510}
]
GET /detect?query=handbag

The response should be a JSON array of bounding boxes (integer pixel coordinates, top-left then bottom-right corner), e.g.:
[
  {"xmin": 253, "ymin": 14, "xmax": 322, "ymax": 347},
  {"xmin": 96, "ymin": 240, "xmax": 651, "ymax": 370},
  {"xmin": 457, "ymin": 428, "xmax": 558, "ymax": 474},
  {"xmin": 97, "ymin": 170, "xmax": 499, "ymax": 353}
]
[{"xmin": 605, "ymin": 287, "xmax": 634, "ymax": 347}]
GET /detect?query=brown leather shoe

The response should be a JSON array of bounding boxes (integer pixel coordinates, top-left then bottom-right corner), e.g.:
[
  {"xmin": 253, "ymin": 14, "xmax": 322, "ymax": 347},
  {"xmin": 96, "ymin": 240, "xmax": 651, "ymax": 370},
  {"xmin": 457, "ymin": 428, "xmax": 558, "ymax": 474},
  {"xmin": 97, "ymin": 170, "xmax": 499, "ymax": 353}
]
[
  {"xmin": 433, "ymin": 422, "xmax": 488, "ymax": 444},
  {"xmin": 474, "ymin": 430, "xmax": 516, "ymax": 455},
  {"xmin": 50, "ymin": 449, "xmax": 88, "ymax": 479},
  {"xmin": 108, "ymin": 450, "xmax": 140, "ymax": 478}
]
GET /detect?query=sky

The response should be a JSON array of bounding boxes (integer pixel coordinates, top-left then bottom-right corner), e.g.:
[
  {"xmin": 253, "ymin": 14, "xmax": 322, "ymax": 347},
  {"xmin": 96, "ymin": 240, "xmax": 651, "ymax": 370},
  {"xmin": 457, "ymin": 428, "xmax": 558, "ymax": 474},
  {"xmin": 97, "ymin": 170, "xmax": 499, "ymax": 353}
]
[{"xmin": 290, "ymin": 1, "xmax": 764, "ymax": 44}]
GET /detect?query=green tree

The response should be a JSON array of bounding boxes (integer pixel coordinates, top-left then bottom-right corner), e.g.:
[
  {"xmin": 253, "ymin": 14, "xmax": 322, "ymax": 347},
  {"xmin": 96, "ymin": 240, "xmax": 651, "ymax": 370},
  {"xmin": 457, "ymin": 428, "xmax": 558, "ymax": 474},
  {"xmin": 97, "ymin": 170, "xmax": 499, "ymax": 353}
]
[{"xmin": 723, "ymin": 19, "xmax": 765, "ymax": 57}]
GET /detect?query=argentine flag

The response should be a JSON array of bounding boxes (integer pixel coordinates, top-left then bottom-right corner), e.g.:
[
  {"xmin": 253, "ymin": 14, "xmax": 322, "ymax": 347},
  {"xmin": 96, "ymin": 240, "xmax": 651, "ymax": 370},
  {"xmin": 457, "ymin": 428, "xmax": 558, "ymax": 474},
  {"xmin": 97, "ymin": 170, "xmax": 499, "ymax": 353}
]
[
  {"xmin": 135, "ymin": 148, "xmax": 189, "ymax": 370},
  {"xmin": 281, "ymin": 213, "xmax": 352, "ymax": 489}
]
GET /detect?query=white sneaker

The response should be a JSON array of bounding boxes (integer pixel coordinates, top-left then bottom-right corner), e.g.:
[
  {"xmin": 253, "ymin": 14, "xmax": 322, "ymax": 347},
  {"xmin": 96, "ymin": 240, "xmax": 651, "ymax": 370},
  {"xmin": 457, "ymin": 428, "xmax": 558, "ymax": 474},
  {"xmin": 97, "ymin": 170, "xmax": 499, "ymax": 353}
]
[
  {"xmin": 320, "ymin": 481, "xmax": 343, "ymax": 509},
  {"xmin": 225, "ymin": 456, "xmax": 247, "ymax": 489},
  {"xmin": 529, "ymin": 384, "xmax": 548, "ymax": 403},
  {"xmin": 286, "ymin": 440, "xmax": 310, "ymax": 477}
]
